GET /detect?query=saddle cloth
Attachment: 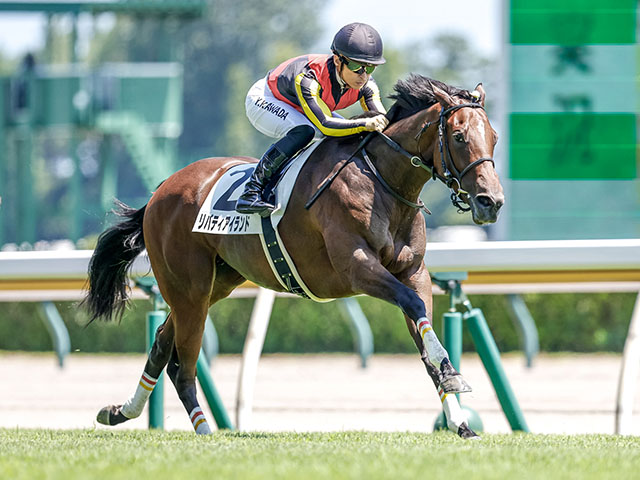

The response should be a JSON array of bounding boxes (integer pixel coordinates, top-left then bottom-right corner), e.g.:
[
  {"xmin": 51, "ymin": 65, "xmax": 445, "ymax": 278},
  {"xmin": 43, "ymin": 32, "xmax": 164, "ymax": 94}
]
[{"xmin": 192, "ymin": 140, "xmax": 331, "ymax": 302}]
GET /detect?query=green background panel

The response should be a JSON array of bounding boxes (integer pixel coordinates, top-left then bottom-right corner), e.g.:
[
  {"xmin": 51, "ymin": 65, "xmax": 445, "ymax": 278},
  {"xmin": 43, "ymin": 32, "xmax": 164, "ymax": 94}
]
[
  {"xmin": 512, "ymin": 0, "xmax": 636, "ymax": 10},
  {"xmin": 511, "ymin": 1, "xmax": 636, "ymax": 45},
  {"xmin": 510, "ymin": 113, "xmax": 636, "ymax": 180}
]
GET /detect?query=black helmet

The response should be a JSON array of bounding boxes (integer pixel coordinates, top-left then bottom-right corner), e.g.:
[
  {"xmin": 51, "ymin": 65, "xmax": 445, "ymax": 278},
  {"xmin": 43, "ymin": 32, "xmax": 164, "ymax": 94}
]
[{"xmin": 331, "ymin": 22, "xmax": 386, "ymax": 65}]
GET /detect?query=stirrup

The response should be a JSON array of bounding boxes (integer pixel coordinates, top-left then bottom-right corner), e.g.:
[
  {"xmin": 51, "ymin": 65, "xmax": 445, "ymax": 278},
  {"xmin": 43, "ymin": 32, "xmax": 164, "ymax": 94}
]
[{"xmin": 236, "ymin": 196, "xmax": 275, "ymax": 217}]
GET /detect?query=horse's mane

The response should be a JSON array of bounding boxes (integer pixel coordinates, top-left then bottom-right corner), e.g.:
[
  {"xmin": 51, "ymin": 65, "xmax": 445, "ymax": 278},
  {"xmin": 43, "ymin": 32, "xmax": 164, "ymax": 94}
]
[
  {"xmin": 348, "ymin": 74, "xmax": 474, "ymax": 123},
  {"xmin": 388, "ymin": 74, "xmax": 473, "ymax": 122}
]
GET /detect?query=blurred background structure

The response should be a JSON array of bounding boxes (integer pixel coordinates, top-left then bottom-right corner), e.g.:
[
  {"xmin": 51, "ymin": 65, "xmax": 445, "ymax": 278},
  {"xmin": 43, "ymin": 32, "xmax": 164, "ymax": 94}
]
[
  {"xmin": 1, "ymin": 0, "xmax": 635, "ymax": 249},
  {"xmin": 0, "ymin": 0, "xmax": 638, "ymax": 356},
  {"xmin": 1, "ymin": 2, "xmax": 640, "ymax": 436},
  {"xmin": 0, "ymin": 0, "xmax": 505, "ymax": 248}
]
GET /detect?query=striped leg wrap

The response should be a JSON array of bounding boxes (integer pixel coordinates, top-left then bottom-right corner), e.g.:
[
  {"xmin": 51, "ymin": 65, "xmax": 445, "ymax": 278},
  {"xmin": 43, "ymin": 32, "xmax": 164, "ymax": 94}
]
[
  {"xmin": 120, "ymin": 372, "xmax": 158, "ymax": 419},
  {"xmin": 440, "ymin": 390, "xmax": 466, "ymax": 431},
  {"xmin": 416, "ymin": 317, "xmax": 448, "ymax": 369},
  {"xmin": 189, "ymin": 407, "xmax": 211, "ymax": 435}
]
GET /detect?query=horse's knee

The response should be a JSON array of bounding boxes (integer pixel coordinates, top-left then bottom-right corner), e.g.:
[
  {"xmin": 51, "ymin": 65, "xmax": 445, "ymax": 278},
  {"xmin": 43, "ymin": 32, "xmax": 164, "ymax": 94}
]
[{"xmin": 397, "ymin": 289, "xmax": 426, "ymax": 321}]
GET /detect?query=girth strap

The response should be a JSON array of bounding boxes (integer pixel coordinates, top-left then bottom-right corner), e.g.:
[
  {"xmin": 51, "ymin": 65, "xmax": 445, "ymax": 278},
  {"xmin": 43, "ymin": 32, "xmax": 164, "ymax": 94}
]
[{"xmin": 261, "ymin": 216, "xmax": 309, "ymax": 299}]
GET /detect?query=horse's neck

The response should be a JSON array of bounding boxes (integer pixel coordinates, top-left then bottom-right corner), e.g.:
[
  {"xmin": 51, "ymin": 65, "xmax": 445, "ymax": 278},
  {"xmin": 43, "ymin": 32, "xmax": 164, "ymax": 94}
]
[{"xmin": 368, "ymin": 110, "xmax": 438, "ymax": 200}]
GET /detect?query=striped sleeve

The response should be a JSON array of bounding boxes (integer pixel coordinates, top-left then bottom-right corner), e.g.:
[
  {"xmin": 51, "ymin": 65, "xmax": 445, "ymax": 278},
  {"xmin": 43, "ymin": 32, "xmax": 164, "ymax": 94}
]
[
  {"xmin": 294, "ymin": 73, "xmax": 369, "ymax": 137},
  {"xmin": 359, "ymin": 77, "xmax": 386, "ymax": 113}
]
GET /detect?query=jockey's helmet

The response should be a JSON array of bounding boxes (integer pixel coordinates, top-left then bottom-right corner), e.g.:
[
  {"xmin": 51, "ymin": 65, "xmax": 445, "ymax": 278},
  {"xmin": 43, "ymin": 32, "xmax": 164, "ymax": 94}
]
[{"xmin": 331, "ymin": 22, "xmax": 386, "ymax": 65}]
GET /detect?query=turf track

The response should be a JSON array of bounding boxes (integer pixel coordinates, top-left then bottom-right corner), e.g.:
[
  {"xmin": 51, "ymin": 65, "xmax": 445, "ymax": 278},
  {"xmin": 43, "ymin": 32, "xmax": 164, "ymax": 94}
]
[{"xmin": 1, "ymin": 429, "xmax": 639, "ymax": 480}]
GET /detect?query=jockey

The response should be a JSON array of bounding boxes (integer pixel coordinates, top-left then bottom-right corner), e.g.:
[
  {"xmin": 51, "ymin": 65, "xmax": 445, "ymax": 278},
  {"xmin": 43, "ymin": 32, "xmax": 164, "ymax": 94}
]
[{"xmin": 236, "ymin": 22, "xmax": 389, "ymax": 217}]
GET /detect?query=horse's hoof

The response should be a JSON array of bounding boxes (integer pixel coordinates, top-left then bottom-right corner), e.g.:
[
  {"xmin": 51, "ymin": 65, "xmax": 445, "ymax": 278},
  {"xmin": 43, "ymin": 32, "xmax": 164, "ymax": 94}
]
[
  {"xmin": 457, "ymin": 422, "xmax": 480, "ymax": 440},
  {"xmin": 96, "ymin": 405, "xmax": 128, "ymax": 426},
  {"xmin": 440, "ymin": 358, "xmax": 472, "ymax": 394},
  {"xmin": 441, "ymin": 374, "xmax": 473, "ymax": 394}
]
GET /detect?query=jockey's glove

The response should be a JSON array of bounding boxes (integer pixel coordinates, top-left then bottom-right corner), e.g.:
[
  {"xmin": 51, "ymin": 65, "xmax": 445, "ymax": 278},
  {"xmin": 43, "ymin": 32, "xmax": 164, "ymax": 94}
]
[{"xmin": 364, "ymin": 114, "xmax": 390, "ymax": 132}]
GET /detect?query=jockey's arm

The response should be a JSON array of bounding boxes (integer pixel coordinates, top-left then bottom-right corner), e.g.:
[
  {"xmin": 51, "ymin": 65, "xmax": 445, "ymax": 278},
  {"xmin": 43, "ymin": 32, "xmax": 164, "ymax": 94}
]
[
  {"xmin": 359, "ymin": 77, "xmax": 386, "ymax": 114},
  {"xmin": 295, "ymin": 73, "xmax": 384, "ymax": 136}
]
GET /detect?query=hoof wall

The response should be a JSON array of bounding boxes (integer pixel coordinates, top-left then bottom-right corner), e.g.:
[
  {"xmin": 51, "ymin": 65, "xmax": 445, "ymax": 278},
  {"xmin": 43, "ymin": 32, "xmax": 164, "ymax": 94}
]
[
  {"xmin": 457, "ymin": 423, "xmax": 480, "ymax": 439},
  {"xmin": 441, "ymin": 374, "xmax": 473, "ymax": 394},
  {"xmin": 96, "ymin": 405, "xmax": 128, "ymax": 426}
]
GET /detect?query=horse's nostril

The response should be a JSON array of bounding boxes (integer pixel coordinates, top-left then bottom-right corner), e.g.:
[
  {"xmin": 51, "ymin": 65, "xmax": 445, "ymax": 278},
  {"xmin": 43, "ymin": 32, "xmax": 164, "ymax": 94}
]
[{"xmin": 476, "ymin": 195, "xmax": 494, "ymax": 208}]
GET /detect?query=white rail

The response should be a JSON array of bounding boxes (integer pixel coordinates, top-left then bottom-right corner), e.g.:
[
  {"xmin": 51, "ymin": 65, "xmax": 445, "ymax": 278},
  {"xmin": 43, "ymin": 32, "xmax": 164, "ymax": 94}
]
[
  {"xmin": 2, "ymin": 239, "xmax": 640, "ymax": 432},
  {"xmin": 2, "ymin": 239, "xmax": 640, "ymax": 278}
]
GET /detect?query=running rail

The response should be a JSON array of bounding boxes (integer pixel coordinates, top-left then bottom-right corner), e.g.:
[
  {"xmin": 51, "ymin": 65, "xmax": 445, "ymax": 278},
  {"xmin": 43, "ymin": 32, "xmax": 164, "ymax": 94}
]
[
  {"xmin": 2, "ymin": 238, "xmax": 640, "ymax": 432},
  {"xmin": 2, "ymin": 239, "xmax": 640, "ymax": 294}
]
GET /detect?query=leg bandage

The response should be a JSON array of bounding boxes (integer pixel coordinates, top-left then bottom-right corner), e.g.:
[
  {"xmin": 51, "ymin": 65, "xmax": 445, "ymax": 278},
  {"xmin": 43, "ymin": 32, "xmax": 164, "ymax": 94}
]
[
  {"xmin": 417, "ymin": 317, "xmax": 448, "ymax": 369},
  {"xmin": 120, "ymin": 372, "xmax": 158, "ymax": 419},
  {"xmin": 189, "ymin": 407, "xmax": 211, "ymax": 435},
  {"xmin": 438, "ymin": 385, "xmax": 466, "ymax": 431}
]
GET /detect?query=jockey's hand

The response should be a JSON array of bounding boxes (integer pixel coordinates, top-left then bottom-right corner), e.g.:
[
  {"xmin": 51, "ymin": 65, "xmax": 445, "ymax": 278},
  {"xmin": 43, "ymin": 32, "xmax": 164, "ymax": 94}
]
[{"xmin": 364, "ymin": 114, "xmax": 389, "ymax": 132}]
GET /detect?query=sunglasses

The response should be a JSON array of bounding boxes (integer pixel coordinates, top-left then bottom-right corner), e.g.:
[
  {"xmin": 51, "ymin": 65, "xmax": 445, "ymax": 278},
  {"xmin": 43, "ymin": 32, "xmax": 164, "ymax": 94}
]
[{"xmin": 340, "ymin": 55, "xmax": 376, "ymax": 75}]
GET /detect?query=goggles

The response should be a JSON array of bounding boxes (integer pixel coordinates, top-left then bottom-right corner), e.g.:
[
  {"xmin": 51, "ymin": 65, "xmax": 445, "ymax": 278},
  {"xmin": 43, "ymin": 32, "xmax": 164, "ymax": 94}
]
[{"xmin": 339, "ymin": 55, "xmax": 376, "ymax": 75}]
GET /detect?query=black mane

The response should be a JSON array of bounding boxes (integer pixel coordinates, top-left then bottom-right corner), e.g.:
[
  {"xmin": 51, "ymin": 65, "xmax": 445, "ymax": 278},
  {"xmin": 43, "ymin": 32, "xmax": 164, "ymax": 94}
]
[{"xmin": 388, "ymin": 74, "xmax": 473, "ymax": 121}]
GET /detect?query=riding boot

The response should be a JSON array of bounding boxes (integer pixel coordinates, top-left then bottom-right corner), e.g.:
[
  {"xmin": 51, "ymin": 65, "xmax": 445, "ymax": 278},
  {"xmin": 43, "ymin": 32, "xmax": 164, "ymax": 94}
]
[{"xmin": 236, "ymin": 145, "xmax": 290, "ymax": 217}]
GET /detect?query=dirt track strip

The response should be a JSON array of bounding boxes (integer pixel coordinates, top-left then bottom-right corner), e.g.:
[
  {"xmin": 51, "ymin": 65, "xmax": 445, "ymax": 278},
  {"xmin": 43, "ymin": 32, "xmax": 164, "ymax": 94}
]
[{"xmin": 1, "ymin": 352, "xmax": 638, "ymax": 434}]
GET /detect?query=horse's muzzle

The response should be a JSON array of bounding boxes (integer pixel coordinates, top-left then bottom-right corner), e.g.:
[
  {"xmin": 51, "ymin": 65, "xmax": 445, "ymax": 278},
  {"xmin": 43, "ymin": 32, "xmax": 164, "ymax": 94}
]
[{"xmin": 471, "ymin": 193, "xmax": 504, "ymax": 224}]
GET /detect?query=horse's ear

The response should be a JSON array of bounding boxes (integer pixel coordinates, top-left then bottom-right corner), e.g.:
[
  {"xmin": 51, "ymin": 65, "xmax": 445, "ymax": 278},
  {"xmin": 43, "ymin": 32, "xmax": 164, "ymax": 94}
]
[
  {"xmin": 471, "ymin": 83, "xmax": 486, "ymax": 106},
  {"xmin": 432, "ymin": 84, "xmax": 455, "ymax": 109}
]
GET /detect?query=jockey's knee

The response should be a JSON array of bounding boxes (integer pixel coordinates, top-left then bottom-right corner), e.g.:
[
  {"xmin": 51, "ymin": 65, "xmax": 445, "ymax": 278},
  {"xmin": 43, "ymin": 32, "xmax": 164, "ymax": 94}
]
[{"xmin": 276, "ymin": 125, "xmax": 316, "ymax": 156}]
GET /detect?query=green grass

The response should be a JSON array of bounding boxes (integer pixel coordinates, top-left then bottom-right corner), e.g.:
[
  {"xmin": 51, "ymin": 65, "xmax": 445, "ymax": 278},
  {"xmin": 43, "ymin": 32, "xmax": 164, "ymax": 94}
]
[{"xmin": 1, "ymin": 429, "xmax": 639, "ymax": 480}]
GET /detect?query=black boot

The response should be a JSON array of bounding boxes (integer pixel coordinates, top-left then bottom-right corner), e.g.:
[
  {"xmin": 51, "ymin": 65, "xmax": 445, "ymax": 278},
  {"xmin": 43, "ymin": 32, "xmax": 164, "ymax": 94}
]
[{"xmin": 236, "ymin": 145, "xmax": 289, "ymax": 217}]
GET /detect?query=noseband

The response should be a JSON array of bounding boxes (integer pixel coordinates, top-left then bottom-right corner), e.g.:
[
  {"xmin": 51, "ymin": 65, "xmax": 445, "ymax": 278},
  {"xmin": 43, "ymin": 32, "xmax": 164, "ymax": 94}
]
[{"xmin": 413, "ymin": 102, "xmax": 495, "ymax": 212}]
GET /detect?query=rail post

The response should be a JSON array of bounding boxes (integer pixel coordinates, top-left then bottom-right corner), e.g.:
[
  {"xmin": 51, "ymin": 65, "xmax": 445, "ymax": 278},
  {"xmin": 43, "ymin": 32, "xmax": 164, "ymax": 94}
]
[
  {"xmin": 146, "ymin": 309, "xmax": 165, "ymax": 430},
  {"xmin": 443, "ymin": 311, "xmax": 463, "ymax": 372},
  {"xmin": 196, "ymin": 349, "xmax": 234, "ymax": 429},
  {"xmin": 465, "ymin": 307, "xmax": 529, "ymax": 431}
]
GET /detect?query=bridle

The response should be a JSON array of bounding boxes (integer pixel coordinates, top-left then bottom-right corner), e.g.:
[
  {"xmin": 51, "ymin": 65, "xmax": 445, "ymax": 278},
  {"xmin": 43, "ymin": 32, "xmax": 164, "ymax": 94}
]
[
  {"xmin": 304, "ymin": 101, "xmax": 496, "ymax": 213},
  {"xmin": 410, "ymin": 102, "xmax": 495, "ymax": 212}
]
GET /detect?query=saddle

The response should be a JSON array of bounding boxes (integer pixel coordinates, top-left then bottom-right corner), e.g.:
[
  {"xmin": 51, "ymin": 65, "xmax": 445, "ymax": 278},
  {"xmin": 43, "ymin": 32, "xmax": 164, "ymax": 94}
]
[{"xmin": 192, "ymin": 140, "xmax": 330, "ymax": 302}]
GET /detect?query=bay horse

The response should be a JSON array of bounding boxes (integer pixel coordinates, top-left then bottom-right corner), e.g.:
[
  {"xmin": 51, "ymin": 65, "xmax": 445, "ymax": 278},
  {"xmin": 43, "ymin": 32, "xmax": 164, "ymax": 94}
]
[{"xmin": 84, "ymin": 75, "xmax": 504, "ymax": 439}]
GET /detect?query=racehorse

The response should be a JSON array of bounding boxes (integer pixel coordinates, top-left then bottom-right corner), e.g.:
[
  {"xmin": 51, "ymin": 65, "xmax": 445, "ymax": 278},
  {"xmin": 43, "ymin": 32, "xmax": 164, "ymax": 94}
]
[{"xmin": 84, "ymin": 74, "xmax": 504, "ymax": 439}]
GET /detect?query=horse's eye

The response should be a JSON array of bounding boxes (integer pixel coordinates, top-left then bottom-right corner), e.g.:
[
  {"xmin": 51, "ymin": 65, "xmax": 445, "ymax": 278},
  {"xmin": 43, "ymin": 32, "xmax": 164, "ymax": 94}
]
[{"xmin": 453, "ymin": 131, "xmax": 465, "ymax": 143}]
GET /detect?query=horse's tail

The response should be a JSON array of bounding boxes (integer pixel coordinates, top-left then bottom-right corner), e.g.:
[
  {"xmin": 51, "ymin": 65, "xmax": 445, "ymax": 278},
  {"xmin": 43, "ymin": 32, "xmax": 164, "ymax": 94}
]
[{"xmin": 83, "ymin": 200, "xmax": 147, "ymax": 322}]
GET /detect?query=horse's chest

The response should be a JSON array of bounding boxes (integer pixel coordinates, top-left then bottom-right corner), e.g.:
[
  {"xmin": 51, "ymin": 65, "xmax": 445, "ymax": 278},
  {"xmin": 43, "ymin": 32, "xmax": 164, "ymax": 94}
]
[{"xmin": 381, "ymin": 242, "xmax": 417, "ymax": 273}]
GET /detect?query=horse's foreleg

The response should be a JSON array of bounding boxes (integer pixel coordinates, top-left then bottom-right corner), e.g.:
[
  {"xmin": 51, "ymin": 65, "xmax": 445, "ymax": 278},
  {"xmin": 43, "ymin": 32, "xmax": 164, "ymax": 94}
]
[
  {"xmin": 398, "ymin": 264, "xmax": 477, "ymax": 438},
  {"xmin": 404, "ymin": 316, "xmax": 478, "ymax": 438},
  {"xmin": 343, "ymin": 249, "xmax": 469, "ymax": 393},
  {"xmin": 336, "ymin": 246, "xmax": 475, "ymax": 437},
  {"xmin": 96, "ymin": 314, "xmax": 175, "ymax": 426}
]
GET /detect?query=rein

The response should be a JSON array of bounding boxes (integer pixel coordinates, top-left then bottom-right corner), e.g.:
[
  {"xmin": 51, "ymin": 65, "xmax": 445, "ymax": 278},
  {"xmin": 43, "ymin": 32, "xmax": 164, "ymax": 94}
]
[{"xmin": 304, "ymin": 101, "xmax": 495, "ymax": 213}]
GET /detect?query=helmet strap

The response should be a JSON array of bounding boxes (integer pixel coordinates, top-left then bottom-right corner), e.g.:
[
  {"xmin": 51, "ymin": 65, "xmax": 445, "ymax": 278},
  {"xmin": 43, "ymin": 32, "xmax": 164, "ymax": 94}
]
[{"xmin": 333, "ymin": 54, "xmax": 348, "ymax": 89}]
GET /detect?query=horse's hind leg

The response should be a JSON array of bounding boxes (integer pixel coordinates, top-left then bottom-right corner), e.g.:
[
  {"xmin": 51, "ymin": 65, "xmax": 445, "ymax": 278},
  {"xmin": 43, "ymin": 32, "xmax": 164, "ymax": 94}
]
[
  {"xmin": 165, "ymin": 260, "xmax": 246, "ymax": 432},
  {"xmin": 97, "ymin": 314, "xmax": 175, "ymax": 426},
  {"xmin": 158, "ymin": 254, "xmax": 246, "ymax": 434}
]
